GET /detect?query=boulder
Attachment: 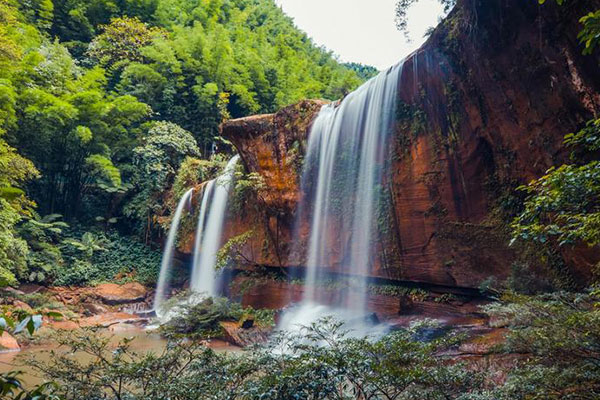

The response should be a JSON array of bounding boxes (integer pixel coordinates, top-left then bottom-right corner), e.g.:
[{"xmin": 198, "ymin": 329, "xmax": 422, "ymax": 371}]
[
  {"xmin": 81, "ymin": 302, "xmax": 109, "ymax": 315},
  {"xmin": 12, "ymin": 300, "xmax": 33, "ymax": 312},
  {"xmin": 220, "ymin": 321, "xmax": 270, "ymax": 347},
  {"xmin": 0, "ymin": 332, "xmax": 19, "ymax": 351},
  {"xmin": 93, "ymin": 282, "xmax": 148, "ymax": 305}
]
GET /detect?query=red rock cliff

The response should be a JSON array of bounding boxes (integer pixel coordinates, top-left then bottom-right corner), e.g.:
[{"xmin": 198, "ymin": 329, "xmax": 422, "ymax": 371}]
[{"xmin": 218, "ymin": 0, "xmax": 600, "ymax": 289}]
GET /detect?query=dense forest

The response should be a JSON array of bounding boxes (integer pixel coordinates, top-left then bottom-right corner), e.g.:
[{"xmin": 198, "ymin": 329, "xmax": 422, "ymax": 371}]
[{"xmin": 0, "ymin": 0, "xmax": 370, "ymax": 288}]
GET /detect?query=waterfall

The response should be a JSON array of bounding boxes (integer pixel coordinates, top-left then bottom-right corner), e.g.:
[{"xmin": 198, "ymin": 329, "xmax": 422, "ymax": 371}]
[
  {"xmin": 190, "ymin": 155, "xmax": 240, "ymax": 296},
  {"xmin": 154, "ymin": 188, "xmax": 194, "ymax": 314},
  {"xmin": 153, "ymin": 155, "xmax": 239, "ymax": 315},
  {"xmin": 190, "ymin": 180, "xmax": 215, "ymax": 291},
  {"xmin": 281, "ymin": 63, "xmax": 402, "ymax": 330}
]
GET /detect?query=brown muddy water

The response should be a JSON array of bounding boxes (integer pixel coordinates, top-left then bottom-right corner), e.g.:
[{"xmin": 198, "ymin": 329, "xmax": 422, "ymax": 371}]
[{"xmin": 0, "ymin": 325, "xmax": 238, "ymax": 388}]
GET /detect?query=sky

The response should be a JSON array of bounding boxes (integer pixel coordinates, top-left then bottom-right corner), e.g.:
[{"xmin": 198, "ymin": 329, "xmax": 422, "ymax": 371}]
[{"xmin": 273, "ymin": 0, "xmax": 445, "ymax": 70}]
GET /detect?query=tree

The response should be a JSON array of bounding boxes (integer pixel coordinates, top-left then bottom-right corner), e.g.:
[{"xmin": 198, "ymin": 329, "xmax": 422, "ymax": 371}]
[
  {"xmin": 0, "ymin": 0, "xmax": 373, "ymax": 288},
  {"xmin": 511, "ymin": 121, "xmax": 600, "ymax": 248},
  {"xmin": 395, "ymin": 0, "xmax": 456, "ymax": 36},
  {"xmin": 125, "ymin": 121, "xmax": 199, "ymax": 240},
  {"xmin": 87, "ymin": 16, "xmax": 166, "ymax": 70},
  {"xmin": 12, "ymin": 44, "xmax": 150, "ymax": 218},
  {"xmin": 511, "ymin": 1, "xmax": 600, "ymax": 252}
]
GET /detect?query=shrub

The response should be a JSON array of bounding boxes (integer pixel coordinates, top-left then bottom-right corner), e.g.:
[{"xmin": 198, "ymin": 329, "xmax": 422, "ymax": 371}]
[
  {"xmin": 29, "ymin": 318, "xmax": 484, "ymax": 400},
  {"xmin": 484, "ymin": 289, "xmax": 600, "ymax": 398},
  {"xmin": 54, "ymin": 230, "xmax": 161, "ymax": 286},
  {"xmin": 159, "ymin": 295, "xmax": 274, "ymax": 339}
]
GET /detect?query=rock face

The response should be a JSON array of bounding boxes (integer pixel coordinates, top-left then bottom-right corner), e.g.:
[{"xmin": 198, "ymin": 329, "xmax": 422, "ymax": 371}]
[
  {"xmin": 94, "ymin": 283, "xmax": 148, "ymax": 305},
  {"xmin": 229, "ymin": 275, "xmax": 488, "ymax": 324},
  {"xmin": 217, "ymin": 0, "xmax": 600, "ymax": 290}
]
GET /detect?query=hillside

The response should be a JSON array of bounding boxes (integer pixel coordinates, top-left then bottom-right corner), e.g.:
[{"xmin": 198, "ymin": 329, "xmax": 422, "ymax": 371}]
[{"xmin": 0, "ymin": 0, "xmax": 370, "ymax": 286}]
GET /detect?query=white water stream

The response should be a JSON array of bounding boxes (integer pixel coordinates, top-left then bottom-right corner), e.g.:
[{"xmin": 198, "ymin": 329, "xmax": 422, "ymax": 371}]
[
  {"xmin": 281, "ymin": 63, "xmax": 403, "ymax": 331},
  {"xmin": 154, "ymin": 156, "xmax": 239, "ymax": 316}
]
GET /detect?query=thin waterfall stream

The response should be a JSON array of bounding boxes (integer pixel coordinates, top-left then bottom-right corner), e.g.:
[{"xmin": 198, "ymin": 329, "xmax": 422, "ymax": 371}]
[
  {"xmin": 154, "ymin": 188, "xmax": 194, "ymax": 314},
  {"xmin": 153, "ymin": 156, "xmax": 239, "ymax": 316},
  {"xmin": 190, "ymin": 155, "xmax": 240, "ymax": 296}
]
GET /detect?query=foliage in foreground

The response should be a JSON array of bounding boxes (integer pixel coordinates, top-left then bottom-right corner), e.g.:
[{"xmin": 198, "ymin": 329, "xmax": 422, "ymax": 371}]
[
  {"xmin": 484, "ymin": 289, "xmax": 600, "ymax": 399},
  {"xmin": 4, "ymin": 290, "xmax": 597, "ymax": 399},
  {"xmin": 28, "ymin": 319, "xmax": 484, "ymax": 400},
  {"xmin": 0, "ymin": 371, "xmax": 59, "ymax": 400}
]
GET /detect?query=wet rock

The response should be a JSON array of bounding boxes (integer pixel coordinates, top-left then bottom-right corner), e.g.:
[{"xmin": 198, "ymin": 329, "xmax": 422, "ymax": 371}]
[
  {"xmin": 48, "ymin": 312, "xmax": 147, "ymax": 330},
  {"xmin": 94, "ymin": 283, "xmax": 148, "ymax": 305},
  {"xmin": 134, "ymin": 309, "xmax": 157, "ymax": 318},
  {"xmin": 82, "ymin": 303, "xmax": 108, "ymax": 315},
  {"xmin": 215, "ymin": 0, "xmax": 600, "ymax": 289},
  {"xmin": 120, "ymin": 302, "xmax": 151, "ymax": 314},
  {"xmin": 365, "ymin": 312, "xmax": 380, "ymax": 325},
  {"xmin": 50, "ymin": 287, "xmax": 82, "ymax": 305},
  {"xmin": 0, "ymin": 332, "xmax": 19, "ymax": 351},
  {"xmin": 1, "ymin": 287, "xmax": 25, "ymax": 297},
  {"xmin": 79, "ymin": 312, "xmax": 147, "ymax": 328},
  {"xmin": 48, "ymin": 319, "xmax": 79, "ymax": 330},
  {"xmin": 347, "ymin": 312, "xmax": 379, "ymax": 326},
  {"xmin": 398, "ymin": 295, "xmax": 414, "ymax": 314},
  {"xmin": 456, "ymin": 328, "xmax": 507, "ymax": 356},
  {"xmin": 109, "ymin": 322, "xmax": 140, "ymax": 332},
  {"xmin": 412, "ymin": 325, "xmax": 449, "ymax": 342},
  {"xmin": 241, "ymin": 318, "xmax": 254, "ymax": 329},
  {"xmin": 220, "ymin": 321, "xmax": 270, "ymax": 347}
]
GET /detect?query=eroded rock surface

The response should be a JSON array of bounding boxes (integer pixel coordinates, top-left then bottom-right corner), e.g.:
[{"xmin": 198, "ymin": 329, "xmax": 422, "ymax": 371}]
[{"xmin": 216, "ymin": 0, "xmax": 600, "ymax": 290}]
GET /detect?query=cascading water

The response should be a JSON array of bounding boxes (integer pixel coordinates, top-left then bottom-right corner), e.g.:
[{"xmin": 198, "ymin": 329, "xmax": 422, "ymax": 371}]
[
  {"xmin": 280, "ymin": 63, "xmax": 402, "ymax": 331},
  {"xmin": 190, "ymin": 180, "xmax": 215, "ymax": 292},
  {"xmin": 153, "ymin": 155, "xmax": 239, "ymax": 316},
  {"xmin": 154, "ymin": 188, "xmax": 194, "ymax": 314},
  {"xmin": 190, "ymin": 155, "xmax": 240, "ymax": 296}
]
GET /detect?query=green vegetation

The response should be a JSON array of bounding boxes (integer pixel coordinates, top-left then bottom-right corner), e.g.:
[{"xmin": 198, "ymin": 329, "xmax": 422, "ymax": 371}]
[
  {"xmin": 56, "ymin": 230, "xmax": 162, "ymax": 286},
  {"xmin": 215, "ymin": 230, "xmax": 254, "ymax": 270},
  {"xmin": 0, "ymin": 0, "xmax": 599, "ymax": 397},
  {"xmin": 0, "ymin": 0, "xmax": 368, "ymax": 289},
  {"xmin": 22, "ymin": 319, "xmax": 486, "ymax": 400},
  {"xmin": 159, "ymin": 294, "xmax": 274, "ymax": 338},
  {"xmin": 511, "ymin": 119, "xmax": 600, "ymax": 249},
  {"xmin": 1, "ymin": 371, "xmax": 60, "ymax": 400},
  {"xmin": 0, "ymin": 290, "xmax": 596, "ymax": 398},
  {"xmin": 484, "ymin": 289, "xmax": 600, "ymax": 399},
  {"xmin": 342, "ymin": 62, "xmax": 379, "ymax": 81}
]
